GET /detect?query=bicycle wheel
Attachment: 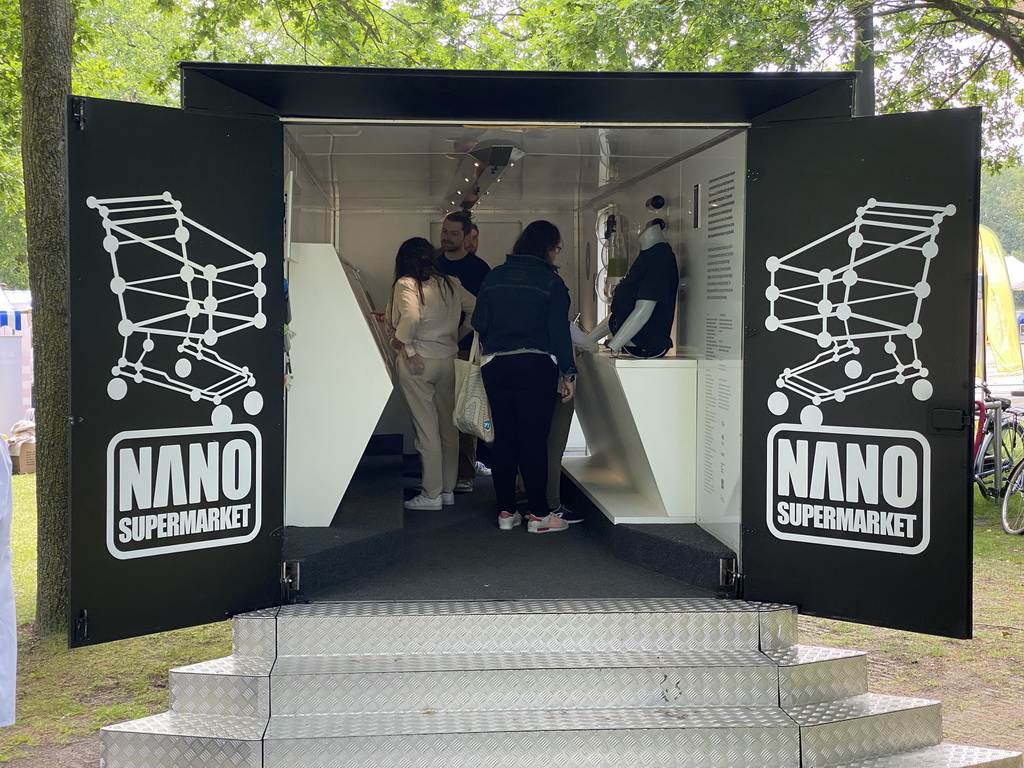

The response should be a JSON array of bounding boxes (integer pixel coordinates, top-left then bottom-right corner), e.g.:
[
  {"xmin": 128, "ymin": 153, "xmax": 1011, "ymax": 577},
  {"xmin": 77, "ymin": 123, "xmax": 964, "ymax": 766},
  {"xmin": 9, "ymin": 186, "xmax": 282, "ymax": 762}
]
[
  {"xmin": 1002, "ymin": 415, "xmax": 1024, "ymax": 467},
  {"xmin": 977, "ymin": 420, "xmax": 1024, "ymax": 497},
  {"xmin": 1001, "ymin": 459, "xmax": 1024, "ymax": 534}
]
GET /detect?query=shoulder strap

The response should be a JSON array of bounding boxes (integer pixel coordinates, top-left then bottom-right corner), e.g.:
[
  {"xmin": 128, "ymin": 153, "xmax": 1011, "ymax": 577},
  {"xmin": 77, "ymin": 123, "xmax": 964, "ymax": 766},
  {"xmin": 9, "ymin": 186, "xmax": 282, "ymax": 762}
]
[{"xmin": 470, "ymin": 331, "xmax": 481, "ymax": 364}]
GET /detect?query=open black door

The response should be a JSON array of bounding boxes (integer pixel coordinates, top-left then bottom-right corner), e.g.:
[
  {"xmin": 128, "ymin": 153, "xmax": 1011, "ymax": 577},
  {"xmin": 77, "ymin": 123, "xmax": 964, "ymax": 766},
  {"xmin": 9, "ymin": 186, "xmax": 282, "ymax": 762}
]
[
  {"xmin": 67, "ymin": 97, "xmax": 284, "ymax": 646},
  {"xmin": 742, "ymin": 108, "xmax": 981, "ymax": 638}
]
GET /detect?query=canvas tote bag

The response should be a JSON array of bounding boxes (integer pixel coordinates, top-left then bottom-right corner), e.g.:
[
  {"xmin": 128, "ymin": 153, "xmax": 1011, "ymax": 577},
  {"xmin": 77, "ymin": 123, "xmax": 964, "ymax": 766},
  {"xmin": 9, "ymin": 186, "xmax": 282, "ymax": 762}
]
[{"xmin": 453, "ymin": 332, "xmax": 494, "ymax": 443}]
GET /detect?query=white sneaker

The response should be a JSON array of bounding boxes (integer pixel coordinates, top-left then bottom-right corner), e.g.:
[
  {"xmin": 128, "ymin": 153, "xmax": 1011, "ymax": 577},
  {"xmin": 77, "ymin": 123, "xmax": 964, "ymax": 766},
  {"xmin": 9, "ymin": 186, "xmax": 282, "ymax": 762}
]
[
  {"xmin": 441, "ymin": 492, "xmax": 455, "ymax": 506},
  {"xmin": 527, "ymin": 512, "xmax": 569, "ymax": 534},
  {"xmin": 475, "ymin": 461, "xmax": 492, "ymax": 476},
  {"xmin": 404, "ymin": 494, "xmax": 442, "ymax": 510},
  {"xmin": 498, "ymin": 511, "xmax": 523, "ymax": 530}
]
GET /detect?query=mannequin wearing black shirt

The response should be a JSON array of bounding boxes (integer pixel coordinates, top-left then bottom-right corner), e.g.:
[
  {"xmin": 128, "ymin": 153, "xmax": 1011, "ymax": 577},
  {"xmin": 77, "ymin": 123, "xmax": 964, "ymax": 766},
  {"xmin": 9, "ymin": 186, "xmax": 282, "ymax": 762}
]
[{"xmin": 585, "ymin": 221, "xmax": 680, "ymax": 356}]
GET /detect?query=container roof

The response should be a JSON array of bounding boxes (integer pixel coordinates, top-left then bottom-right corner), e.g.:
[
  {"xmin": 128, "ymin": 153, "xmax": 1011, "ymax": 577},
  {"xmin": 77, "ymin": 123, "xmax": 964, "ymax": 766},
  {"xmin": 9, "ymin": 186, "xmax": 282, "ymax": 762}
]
[{"xmin": 179, "ymin": 63, "xmax": 856, "ymax": 125}]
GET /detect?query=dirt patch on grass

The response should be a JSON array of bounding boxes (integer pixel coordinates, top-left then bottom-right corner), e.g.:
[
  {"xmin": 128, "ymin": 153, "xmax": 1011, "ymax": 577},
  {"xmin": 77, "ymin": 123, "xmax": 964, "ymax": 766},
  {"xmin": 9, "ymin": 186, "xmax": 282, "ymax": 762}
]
[{"xmin": 4, "ymin": 737, "xmax": 98, "ymax": 767}]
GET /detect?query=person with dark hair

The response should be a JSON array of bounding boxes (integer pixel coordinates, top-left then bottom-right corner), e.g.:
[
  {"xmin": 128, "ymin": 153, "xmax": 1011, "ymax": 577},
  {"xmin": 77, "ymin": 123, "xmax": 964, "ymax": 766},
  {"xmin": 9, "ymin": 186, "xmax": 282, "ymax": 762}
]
[
  {"xmin": 388, "ymin": 237, "xmax": 476, "ymax": 510},
  {"xmin": 472, "ymin": 220, "xmax": 577, "ymax": 533},
  {"xmin": 437, "ymin": 213, "xmax": 492, "ymax": 493}
]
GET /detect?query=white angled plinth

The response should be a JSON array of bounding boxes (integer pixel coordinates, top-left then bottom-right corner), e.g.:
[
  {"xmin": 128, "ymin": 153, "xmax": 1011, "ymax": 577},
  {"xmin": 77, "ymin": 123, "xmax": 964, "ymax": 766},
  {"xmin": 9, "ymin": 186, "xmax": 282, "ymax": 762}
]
[
  {"xmin": 285, "ymin": 243, "xmax": 393, "ymax": 527},
  {"xmin": 565, "ymin": 351, "xmax": 697, "ymax": 524}
]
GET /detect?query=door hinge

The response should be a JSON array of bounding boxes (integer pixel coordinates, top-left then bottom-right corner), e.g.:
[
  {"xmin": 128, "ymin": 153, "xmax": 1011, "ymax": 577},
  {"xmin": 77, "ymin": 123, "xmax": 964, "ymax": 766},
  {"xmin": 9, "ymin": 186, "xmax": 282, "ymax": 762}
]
[
  {"xmin": 71, "ymin": 97, "xmax": 87, "ymax": 130},
  {"xmin": 281, "ymin": 561, "xmax": 300, "ymax": 601},
  {"xmin": 719, "ymin": 557, "xmax": 744, "ymax": 598},
  {"xmin": 719, "ymin": 556, "xmax": 738, "ymax": 587},
  {"xmin": 75, "ymin": 609, "xmax": 90, "ymax": 644}
]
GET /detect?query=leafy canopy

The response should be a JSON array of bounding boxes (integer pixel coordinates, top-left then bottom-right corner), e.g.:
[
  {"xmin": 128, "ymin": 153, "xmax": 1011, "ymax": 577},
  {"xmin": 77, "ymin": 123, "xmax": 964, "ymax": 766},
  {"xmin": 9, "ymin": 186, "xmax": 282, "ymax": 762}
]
[{"xmin": 3, "ymin": 0, "xmax": 1024, "ymax": 287}]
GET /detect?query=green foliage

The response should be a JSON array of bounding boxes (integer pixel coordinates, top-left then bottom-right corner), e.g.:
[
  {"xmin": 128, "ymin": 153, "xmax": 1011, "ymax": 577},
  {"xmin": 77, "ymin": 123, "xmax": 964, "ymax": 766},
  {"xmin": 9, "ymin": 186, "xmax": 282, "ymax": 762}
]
[
  {"xmin": 3, "ymin": 0, "xmax": 1024, "ymax": 285},
  {"xmin": 0, "ymin": 204, "xmax": 27, "ymax": 290},
  {"xmin": 981, "ymin": 165, "xmax": 1024, "ymax": 259},
  {"xmin": 3, "ymin": 0, "xmax": 1024, "ymax": 162},
  {"xmin": 73, "ymin": 0, "xmax": 183, "ymax": 104},
  {"xmin": 867, "ymin": 1, "xmax": 1024, "ymax": 170},
  {"xmin": 0, "ymin": 0, "xmax": 23, "ymax": 209}
]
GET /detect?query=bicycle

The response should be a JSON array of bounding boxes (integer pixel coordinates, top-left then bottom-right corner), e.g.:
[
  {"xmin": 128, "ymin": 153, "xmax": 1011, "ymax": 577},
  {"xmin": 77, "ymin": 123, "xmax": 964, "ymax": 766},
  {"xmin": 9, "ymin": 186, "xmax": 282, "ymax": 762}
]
[
  {"xmin": 973, "ymin": 383, "xmax": 1024, "ymax": 503},
  {"xmin": 1000, "ymin": 417, "xmax": 1024, "ymax": 536}
]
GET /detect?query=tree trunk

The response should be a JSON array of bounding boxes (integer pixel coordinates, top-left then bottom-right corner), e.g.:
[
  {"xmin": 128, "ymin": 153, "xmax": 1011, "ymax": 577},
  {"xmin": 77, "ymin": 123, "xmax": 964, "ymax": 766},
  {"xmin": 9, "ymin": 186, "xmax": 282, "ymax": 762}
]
[
  {"xmin": 853, "ymin": 1, "xmax": 876, "ymax": 116},
  {"xmin": 20, "ymin": 0, "xmax": 73, "ymax": 636}
]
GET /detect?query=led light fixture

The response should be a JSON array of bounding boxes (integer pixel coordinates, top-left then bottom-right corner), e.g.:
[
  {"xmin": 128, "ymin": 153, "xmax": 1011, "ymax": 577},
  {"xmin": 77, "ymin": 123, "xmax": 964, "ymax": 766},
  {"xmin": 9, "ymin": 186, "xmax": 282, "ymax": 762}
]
[{"xmin": 443, "ymin": 140, "xmax": 524, "ymax": 211}]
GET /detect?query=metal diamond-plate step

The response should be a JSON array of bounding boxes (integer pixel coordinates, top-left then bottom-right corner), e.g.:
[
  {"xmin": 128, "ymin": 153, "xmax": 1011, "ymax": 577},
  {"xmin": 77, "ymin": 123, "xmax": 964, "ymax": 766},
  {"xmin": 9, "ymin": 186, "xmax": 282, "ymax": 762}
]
[
  {"xmin": 168, "ymin": 657, "xmax": 273, "ymax": 717},
  {"xmin": 787, "ymin": 693, "xmax": 943, "ymax": 767},
  {"xmin": 764, "ymin": 644, "xmax": 868, "ymax": 707},
  {"xmin": 97, "ymin": 596, "xmax": 1022, "ymax": 768},
  {"xmin": 827, "ymin": 743, "xmax": 1022, "ymax": 767},
  {"xmin": 262, "ymin": 706, "xmax": 802, "ymax": 768},
  {"xmin": 246, "ymin": 599, "xmax": 793, "ymax": 657},
  {"xmin": 268, "ymin": 649, "xmax": 779, "ymax": 715},
  {"xmin": 100, "ymin": 712, "xmax": 266, "ymax": 768},
  {"xmin": 231, "ymin": 608, "xmax": 278, "ymax": 658}
]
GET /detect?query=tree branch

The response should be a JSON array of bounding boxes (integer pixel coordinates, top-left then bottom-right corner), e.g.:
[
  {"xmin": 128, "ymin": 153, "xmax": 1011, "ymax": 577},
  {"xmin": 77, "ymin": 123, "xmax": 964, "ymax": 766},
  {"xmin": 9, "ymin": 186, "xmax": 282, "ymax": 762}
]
[{"xmin": 872, "ymin": 0, "xmax": 1024, "ymax": 67}]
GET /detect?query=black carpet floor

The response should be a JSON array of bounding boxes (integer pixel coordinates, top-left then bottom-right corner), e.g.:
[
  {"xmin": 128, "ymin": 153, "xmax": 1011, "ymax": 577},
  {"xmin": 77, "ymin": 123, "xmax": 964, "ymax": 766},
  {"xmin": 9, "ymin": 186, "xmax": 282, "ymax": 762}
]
[{"xmin": 301, "ymin": 470, "xmax": 716, "ymax": 602}]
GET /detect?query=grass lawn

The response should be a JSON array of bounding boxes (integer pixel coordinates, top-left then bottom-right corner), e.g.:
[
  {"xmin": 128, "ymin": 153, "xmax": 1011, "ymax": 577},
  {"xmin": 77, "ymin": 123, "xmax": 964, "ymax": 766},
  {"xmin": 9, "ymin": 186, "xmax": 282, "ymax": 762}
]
[
  {"xmin": 1, "ymin": 475, "xmax": 231, "ymax": 763},
  {"xmin": 1, "ymin": 476, "xmax": 1022, "ymax": 761}
]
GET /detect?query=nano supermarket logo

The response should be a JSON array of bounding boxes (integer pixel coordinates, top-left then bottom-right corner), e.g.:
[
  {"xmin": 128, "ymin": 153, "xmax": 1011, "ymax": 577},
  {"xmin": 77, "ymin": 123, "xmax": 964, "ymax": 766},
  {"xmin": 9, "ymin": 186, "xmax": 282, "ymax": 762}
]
[
  {"xmin": 106, "ymin": 424, "xmax": 262, "ymax": 559},
  {"xmin": 767, "ymin": 423, "xmax": 930, "ymax": 555}
]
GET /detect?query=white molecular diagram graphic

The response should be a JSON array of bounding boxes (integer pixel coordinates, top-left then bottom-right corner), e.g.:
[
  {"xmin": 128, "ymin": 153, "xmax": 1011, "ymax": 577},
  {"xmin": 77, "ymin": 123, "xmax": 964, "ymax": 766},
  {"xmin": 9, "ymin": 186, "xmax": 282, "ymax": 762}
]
[
  {"xmin": 765, "ymin": 198, "xmax": 955, "ymax": 422},
  {"xmin": 87, "ymin": 192, "xmax": 267, "ymax": 424}
]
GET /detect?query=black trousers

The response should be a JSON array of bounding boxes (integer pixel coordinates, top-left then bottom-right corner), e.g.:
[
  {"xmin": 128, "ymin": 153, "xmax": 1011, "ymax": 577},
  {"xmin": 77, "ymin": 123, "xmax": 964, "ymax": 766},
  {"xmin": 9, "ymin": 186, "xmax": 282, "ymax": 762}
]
[{"xmin": 481, "ymin": 353, "xmax": 559, "ymax": 515}]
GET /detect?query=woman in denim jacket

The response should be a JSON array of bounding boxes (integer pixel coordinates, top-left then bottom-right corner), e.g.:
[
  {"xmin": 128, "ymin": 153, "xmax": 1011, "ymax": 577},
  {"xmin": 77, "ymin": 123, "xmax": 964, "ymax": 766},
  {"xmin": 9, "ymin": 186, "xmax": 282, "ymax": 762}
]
[{"xmin": 471, "ymin": 220, "xmax": 577, "ymax": 534}]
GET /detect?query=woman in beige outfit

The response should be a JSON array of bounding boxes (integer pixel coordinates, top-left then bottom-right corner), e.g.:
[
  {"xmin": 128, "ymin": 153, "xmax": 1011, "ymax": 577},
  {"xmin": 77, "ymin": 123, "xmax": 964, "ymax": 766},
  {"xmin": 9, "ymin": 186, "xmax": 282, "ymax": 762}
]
[{"xmin": 389, "ymin": 237, "xmax": 476, "ymax": 510}]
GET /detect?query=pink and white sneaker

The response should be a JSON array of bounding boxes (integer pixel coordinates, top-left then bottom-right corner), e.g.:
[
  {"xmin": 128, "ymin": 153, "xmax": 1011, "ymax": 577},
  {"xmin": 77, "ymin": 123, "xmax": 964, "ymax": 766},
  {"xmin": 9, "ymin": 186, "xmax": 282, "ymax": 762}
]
[
  {"xmin": 497, "ymin": 511, "xmax": 523, "ymax": 530},
  {"xmin": 527, "ymin": 512, "xmax": 569, "ymax": 534}
]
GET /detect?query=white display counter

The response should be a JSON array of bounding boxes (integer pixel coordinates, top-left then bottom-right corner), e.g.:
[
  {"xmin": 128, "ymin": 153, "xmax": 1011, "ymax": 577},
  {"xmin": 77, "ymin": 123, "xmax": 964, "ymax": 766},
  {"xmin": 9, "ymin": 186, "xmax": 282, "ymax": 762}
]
[{"xmin": 563, "ymin": 350, "xmax": 698, "ymax": 524}]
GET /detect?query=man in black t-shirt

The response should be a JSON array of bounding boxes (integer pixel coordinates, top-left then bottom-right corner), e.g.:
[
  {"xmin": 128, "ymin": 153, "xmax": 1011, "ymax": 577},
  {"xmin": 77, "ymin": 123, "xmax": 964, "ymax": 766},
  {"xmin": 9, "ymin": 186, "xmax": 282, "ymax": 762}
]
[
  {"xmin": 438, "ymin": 214, "xmax": 491, "ymax": 352},
  {"xmin": 437, "ymin": 212, "xmax": 491, "ymax": 490}
]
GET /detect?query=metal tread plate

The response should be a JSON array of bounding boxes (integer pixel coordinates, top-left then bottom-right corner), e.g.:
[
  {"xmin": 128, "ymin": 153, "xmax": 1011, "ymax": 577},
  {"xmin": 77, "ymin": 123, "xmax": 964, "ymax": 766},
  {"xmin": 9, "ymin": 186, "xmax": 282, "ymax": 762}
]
[
  {"xmin": 263, "ymin": 727, "xmax": 801, "ymax": 767},
  {"xmin": 172, "ymin": 657, "xmax": 274, "ymax": 676},
  {"xmin": 232, "ymin": 610, "xmax": 279, "ymax": 659},
  {"xmin": 828, "ymin": 743, "xmax": 1023, "ymax": 767},
  {"xmin": 269, "ymin": 648, "xmax": 777, "ymax": 675},
  {"xmin": 775, "ymin": 651, "xmax": 867, "ymax": 709},
  {"xmin": 236, "ymin": 607, "xmax": 279, "ymax": 620},
  {"xmin": 263, "ymin": 705, "xmax": 799, "ymax": 739},
  {"xmin": 100, "ymin": 733, "xmax": 263, "ymax": 768},
  {"xmin": 270, "ymin": 665, "xmax": 779, "ymax": 715},
  {"xmin": 785, "ymin": 692, "xmax": 939, "ymax": 726},
  {"xmin": 267, "ymin": 598, "xmax": 774, "ymax": 618},
  {"xmin": 272, "ymin": 612, "xmax": 766, "ymax": 656},
  {"xmin": 169, "ymin": 661, "xmax": 272, "ymax": 718},
  {"xmin": 765, "ymin": 644, "xmax": 867, "ymax": 666},
  {"xmin": 792, "ymin": 694, "xmax": 943, "ymax": 767},
  {"xmin": 101, "ymin": 712, "xmax": 267, "ymax": 740}
]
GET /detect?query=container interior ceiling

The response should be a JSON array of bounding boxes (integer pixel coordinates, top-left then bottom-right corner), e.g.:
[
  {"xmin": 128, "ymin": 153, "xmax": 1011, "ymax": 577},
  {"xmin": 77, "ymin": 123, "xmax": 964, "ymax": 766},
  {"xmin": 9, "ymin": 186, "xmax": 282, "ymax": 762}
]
[
  {"xmin": 288, "ymin": 122, "xmax": 732, "ymax": 207},
  {"xmin": 285, "ymin": 121, "xmax": 737, "ymax": 314}
]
